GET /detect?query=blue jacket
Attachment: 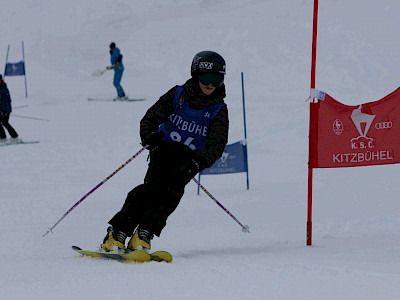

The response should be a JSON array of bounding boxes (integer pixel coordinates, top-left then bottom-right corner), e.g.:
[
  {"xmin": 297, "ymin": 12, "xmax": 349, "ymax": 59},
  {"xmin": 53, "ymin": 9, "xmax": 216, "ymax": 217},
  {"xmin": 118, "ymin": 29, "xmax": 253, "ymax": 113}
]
[
  {"xmin": 0, "ymin": 81, "xmax": 12, "ymax": 113},
  {"xmin": 110, "ymin": 48, "xmax": 124, "ymax": 71}
]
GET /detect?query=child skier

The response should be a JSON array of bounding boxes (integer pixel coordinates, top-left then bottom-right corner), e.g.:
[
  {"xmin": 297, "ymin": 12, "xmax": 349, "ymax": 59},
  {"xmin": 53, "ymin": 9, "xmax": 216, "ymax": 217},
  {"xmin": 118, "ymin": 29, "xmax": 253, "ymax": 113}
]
[
  {"xmin": 0, "ymin": 75, "xmax": 20, "ymax": 143},
  {"xmin": 101, "ymin": 50, "xmax": 229, "ymax": 252}
]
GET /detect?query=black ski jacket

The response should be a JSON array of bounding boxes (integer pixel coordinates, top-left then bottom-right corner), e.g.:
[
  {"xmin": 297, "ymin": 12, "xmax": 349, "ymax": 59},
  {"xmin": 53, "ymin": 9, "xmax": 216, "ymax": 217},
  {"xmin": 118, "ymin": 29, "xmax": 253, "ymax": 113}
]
[{"xmin": 0, "ymin": 81, "xmax": 12, "ymax": 113}]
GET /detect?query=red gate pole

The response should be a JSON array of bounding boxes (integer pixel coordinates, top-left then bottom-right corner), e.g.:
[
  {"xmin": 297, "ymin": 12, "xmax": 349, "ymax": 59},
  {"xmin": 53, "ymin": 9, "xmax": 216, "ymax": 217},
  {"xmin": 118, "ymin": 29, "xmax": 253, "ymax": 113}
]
[
  {"xmin": 310, "ymin": 0, "xmax": 319, "ymax": 90},
  {"xmin": 307, "ymin": 0, "xmax": 319, "ymax": 246}
]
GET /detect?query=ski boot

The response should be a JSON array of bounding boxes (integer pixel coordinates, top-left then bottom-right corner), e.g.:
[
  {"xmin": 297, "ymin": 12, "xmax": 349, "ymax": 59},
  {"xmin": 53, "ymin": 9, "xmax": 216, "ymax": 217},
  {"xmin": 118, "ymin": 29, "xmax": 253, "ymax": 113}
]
[
  {"xmin": 127, "ymin": 227, "xmax": 153, "ymax": 252},
  {"xmin": 101, "ymin": 226, "xmax": 127, "ymax": 252},
  {"xmin": 113, "ymin": 95, "xmax": 128, "ymax": 101},
  {"xmin": 9, "ymin": 137, "xmax": 21, "ymax": 144}
]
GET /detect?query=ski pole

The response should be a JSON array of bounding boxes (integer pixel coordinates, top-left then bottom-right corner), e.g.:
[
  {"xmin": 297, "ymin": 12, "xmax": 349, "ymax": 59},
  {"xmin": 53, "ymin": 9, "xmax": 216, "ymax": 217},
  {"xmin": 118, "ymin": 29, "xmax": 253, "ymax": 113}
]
[
  {"xmin": 92, "ymin": 69, "xmax": 106, "ymax": 77},
  {"xmin": 192, "ymin": 177, "xmax": 250, "ymax": 233},
  {"xmin": 92, "ymin": 68, "xmax": 107, "ymax": 77},
  {"xmin": 92, "ymin": 65, "xmax": 115, "ymax": 77},
  {"xmin": 42, "ymin": 145, "xmax": 148, "ymax": 237},
  {"xmin": 13, "ymin": 105, "xmax": 28, "ymax": 109},
  {"xmin": 12, "ymin": 114, "xmax": 49, "ymax": 122}
]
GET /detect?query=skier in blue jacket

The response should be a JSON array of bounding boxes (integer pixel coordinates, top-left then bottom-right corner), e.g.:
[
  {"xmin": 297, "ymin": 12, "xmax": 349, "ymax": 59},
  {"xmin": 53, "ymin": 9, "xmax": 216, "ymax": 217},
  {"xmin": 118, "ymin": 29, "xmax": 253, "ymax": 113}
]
[
  {"xmin": 0, "ymin": 75, "xmax": 19, "ymax": 143},
  {"xmin": 108, "ymin": 42, "xmax": 126, "ymax": 100}
]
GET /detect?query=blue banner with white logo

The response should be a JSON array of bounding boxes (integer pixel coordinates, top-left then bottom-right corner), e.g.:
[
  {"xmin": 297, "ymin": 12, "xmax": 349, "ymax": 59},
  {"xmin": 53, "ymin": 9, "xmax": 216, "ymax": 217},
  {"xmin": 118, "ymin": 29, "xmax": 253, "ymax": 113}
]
[
  {"xmin": 5, "ymin": 61, "xmax": 25, "ymax": 76},
  {"xmin": 200, "ymin": 140, "xmax": 248, "ymax": 175}
]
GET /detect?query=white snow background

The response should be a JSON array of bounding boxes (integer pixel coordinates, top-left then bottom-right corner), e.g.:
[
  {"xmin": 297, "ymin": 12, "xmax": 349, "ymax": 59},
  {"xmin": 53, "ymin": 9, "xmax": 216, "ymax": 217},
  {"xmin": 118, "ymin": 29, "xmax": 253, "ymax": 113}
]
[{"xmin": 1, "ymin": 0, "xmax": 400, "ymax": 299}]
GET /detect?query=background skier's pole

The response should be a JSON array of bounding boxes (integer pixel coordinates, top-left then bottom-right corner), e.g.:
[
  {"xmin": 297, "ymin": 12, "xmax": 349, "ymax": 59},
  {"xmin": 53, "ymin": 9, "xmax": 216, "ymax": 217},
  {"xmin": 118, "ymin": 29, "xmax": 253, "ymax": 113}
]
[
  {"xmin": 12, "ymin": 114, "xmax": 49, "ymax": 122},
  {"xmin": 13, "ymin": 105, "xmax": 28, "ymax": 109},
  {"xmin": 42, "ymin": 145, "xmax": 148, "ymax": 237},
  {"xmin": 192, "ymin": 177, "xmax": 250, "ymax": 233}
]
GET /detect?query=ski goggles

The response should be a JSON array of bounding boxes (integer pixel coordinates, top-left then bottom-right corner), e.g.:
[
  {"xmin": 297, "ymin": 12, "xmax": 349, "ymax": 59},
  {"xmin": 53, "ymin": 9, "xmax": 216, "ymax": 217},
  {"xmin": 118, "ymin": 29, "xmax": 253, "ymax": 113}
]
[{"xmin": 198, "ymin": 73, "xmax": 224, "ymax": 87}]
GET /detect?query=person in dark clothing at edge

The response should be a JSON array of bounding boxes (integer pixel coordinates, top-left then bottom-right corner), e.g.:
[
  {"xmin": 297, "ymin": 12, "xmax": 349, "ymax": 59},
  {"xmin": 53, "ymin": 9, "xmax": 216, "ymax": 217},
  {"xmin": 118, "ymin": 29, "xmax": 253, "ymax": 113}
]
[
  {"xmin": 0, "ymin": 75, "xmax": 20, "ymax": 144},
  {"xmin": 101, "ymin": 51, "xmax": 229, "ymax": 252}
]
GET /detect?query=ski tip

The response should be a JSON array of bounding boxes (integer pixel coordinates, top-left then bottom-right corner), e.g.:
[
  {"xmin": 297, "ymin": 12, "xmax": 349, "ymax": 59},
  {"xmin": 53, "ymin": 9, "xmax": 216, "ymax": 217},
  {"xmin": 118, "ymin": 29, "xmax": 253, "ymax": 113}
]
[
  {"xmin": 150, "ymin": 251, "xmax": 173, "ymax": 263},
  {"xmin": 72, "ymin": 246, "xmax": 82, "ymax": 251}
]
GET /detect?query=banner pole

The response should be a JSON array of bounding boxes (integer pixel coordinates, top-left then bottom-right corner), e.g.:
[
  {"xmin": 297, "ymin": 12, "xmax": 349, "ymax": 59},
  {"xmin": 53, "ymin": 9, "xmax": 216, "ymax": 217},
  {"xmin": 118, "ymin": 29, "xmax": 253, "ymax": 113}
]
[
  {"xmin": 4, "ymin": 45, "xmax": 10, "ymax": 76},
  {"xmin": 310, "ymin": 0, "xmax": 318, "ymax": 91},
  {"xmin": 22, "ymin": 41, "xmax": 28, "ymax": 98},
  {"xmin": 241, "ymin": 72, "xmax": 248, "ymax": 140},
  {"xmin": 241, "ymin": 72, "xmax": 250, "ymax": 190},
  {"xmin": 307, "ymin": 0, "xmax": 319, "ymax": 246}
]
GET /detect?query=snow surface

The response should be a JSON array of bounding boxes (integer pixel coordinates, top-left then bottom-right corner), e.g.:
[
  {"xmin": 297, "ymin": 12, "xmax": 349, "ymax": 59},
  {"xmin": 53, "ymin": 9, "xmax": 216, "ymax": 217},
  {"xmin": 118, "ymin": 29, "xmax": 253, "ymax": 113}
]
[{"xmin": 1, "ymin": 0, "xmax": 400, "ymax": 299}]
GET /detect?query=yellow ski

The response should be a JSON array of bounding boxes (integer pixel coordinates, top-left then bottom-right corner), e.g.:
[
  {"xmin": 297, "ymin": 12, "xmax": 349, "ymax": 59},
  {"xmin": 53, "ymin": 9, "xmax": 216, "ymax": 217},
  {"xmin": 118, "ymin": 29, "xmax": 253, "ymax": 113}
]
[{"xmin": 72, "ymin": 246, "xmax": 172, "ymax": 263}]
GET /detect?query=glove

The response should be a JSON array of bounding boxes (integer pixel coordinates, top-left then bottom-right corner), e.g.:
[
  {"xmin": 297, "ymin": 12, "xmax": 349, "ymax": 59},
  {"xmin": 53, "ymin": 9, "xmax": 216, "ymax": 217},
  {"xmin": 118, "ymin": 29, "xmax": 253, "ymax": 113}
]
[
  {"xmin": 187, "ymin": 158, "xmax": 201, "ymax": 176},
  {"xmin": 141, "ymin": 131, "xmax": 164, "ymax": 150},
  {"xmin": 178, "ymin": 156, "xmax": 205, "ymax": 178},
  {"xmin": 106, "ymin": 65, "xmax": 114, "ymax": 70}
]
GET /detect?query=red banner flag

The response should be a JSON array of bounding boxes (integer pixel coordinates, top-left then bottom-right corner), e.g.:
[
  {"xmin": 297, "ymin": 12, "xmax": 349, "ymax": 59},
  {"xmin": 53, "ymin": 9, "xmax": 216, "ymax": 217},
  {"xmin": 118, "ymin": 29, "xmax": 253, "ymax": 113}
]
[{"xmin": 309, "ymin": 88, "xmax": 400, "ymax": 168}]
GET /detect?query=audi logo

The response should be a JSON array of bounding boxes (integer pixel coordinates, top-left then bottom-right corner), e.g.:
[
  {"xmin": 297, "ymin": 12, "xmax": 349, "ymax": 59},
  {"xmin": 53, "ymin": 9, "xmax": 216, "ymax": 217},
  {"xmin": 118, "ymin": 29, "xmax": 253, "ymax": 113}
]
[{"xmin": 375, "ymin": 121, "xmax": 392, "ymax": 129}]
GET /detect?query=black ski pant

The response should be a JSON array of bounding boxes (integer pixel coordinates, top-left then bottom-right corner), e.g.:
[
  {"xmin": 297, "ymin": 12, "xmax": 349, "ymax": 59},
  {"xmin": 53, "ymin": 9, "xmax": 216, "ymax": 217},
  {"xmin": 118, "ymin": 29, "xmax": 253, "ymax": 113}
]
[
  {"xmin": 109, "ymin": 143, "xmax": 195, "ymax": 237},
  {"xmin": 0, "ymin": 112, "xmax": 18, "ymax": 139}
]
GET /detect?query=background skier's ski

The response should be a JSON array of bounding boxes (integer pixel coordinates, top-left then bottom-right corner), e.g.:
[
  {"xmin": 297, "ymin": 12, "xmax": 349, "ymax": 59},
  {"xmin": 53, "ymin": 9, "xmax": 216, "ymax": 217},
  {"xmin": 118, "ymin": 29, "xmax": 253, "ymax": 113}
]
[{"xmin": 0, "ymin": 140, "xmax": 39, "ymax": 147}]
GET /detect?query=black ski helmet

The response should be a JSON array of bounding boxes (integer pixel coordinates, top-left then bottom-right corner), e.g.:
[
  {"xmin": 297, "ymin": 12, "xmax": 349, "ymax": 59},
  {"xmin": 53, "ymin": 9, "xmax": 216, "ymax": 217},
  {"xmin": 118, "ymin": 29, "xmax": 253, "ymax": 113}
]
[
  {"xmin": 191, "ymin": 51, "xmax": 226, "ymax": 77},
  {"xmin": 109, "ymin": 42, "xmax": 116, "ymax": 49}
]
